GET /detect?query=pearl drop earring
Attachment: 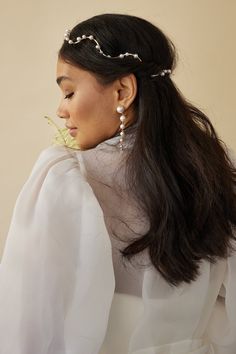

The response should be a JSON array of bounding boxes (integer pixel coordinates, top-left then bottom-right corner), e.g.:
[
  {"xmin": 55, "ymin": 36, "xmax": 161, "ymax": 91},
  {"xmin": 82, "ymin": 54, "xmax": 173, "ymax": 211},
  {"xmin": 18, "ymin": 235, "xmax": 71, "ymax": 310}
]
[{"xmin": 116, "ymin": 105, "xmax": 126, "ymax": 150}]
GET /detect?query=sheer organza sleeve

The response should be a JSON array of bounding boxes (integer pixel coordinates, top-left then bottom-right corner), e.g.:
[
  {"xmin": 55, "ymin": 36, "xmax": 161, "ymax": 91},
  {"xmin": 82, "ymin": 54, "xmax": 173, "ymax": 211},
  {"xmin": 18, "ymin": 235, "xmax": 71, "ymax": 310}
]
[
  {"xmin": 0, "ymin": 145, "xmax": 115, "ymax": 354},
  {"xmin": 206, "ymin": 246, "xmax": 236, "ymax": 354},
  {"xmin": 127, "ymin": 254, "xmax": 236, "ymax": 353}
]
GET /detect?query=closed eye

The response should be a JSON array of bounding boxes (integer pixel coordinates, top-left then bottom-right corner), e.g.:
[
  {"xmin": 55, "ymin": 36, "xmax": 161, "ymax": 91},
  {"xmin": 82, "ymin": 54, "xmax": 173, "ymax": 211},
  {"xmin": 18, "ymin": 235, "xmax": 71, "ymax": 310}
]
[{"xmin": 64, "ymin": 92, "xmax": 74, "ymax": 99}]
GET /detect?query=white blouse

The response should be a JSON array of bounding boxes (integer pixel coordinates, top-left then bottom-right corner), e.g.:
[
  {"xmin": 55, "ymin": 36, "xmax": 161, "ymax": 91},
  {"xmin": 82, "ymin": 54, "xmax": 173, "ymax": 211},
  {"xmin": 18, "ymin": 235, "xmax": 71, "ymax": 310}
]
[{"xmin": 0, "ymin": 137, "xmax": 235, "ymax": 354}]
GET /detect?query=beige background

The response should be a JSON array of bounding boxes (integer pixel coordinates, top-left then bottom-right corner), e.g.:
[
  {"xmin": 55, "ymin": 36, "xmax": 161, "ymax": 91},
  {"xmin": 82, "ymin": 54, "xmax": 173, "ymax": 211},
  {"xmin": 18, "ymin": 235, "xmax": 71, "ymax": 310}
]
[{"xmin": 0, "ymin": 0, "xmax": 235, "ymax": 258}]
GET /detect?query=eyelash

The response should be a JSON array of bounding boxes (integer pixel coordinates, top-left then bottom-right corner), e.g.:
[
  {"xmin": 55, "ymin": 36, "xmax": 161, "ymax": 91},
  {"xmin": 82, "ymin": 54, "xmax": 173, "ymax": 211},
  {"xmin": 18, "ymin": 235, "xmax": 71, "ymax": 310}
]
[{"xmin": 64, "ymin": 92, "xmax": 74, "ymax": 99}]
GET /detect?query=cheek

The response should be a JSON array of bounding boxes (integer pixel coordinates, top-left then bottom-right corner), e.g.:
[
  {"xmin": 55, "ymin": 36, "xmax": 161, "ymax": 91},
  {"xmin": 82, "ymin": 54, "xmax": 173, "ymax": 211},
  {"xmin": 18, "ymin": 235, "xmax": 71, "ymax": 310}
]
[{"xmin": 72, "ymin": 90, "xmax": 113, "ymax": 127}]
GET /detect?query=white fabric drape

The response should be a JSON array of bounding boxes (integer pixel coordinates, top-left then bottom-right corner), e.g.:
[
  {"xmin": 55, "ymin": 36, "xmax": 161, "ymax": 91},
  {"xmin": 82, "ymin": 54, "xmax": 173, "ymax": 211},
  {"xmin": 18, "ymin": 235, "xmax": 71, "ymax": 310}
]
[{"xmin": 0, "ymin": 141, "xmax": 236, "ymax": 354}]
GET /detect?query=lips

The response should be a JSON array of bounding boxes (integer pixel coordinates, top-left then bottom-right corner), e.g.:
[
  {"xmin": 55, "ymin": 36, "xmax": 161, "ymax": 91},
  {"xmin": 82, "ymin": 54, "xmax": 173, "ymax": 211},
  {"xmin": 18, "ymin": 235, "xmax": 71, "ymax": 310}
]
[{"xmin": 66, "ymin": 125, "xmax": 78, "ymax": 137}]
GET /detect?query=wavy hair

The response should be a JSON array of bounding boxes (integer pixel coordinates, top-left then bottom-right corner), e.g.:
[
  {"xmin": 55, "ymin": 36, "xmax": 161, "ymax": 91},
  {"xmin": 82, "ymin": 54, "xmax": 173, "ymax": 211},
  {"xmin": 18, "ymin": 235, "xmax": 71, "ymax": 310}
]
[{"xmin": 59, "ymin": 13, "xmax": 236, "ymax": 286}]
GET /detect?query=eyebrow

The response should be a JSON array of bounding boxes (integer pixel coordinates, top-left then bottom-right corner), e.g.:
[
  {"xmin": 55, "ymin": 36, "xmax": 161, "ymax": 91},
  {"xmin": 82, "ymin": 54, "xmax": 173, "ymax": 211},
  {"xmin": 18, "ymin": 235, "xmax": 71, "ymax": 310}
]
[{"xmin": 56, "ymin": 76, "xmax": 73, "ymax": 86}]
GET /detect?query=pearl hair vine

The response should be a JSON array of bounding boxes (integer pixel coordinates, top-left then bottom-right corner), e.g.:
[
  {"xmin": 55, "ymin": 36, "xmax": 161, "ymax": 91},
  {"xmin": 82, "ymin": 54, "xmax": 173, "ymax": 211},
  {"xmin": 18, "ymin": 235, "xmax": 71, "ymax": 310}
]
[
  {"xmin": 64, "ymin": 29, "xmax": 142, "ymax": 62},
  {"xmin": 151, "ymin": 69, "xmax": 172, "ymax": 78},
  {"xmin": 64, "ymin": 29, "xmax": 172, "ymax": 79}
]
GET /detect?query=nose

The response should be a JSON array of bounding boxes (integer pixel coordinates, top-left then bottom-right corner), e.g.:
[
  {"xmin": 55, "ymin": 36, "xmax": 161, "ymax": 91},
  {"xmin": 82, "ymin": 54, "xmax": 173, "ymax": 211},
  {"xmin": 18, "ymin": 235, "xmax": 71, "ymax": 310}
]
[
  {"xmin": 57, "ymin": 112, "xmax": 66, "ymax": 119},
  {"xmin": 56, "ymin": 100, "xmax": 69, "ymax": 120}
]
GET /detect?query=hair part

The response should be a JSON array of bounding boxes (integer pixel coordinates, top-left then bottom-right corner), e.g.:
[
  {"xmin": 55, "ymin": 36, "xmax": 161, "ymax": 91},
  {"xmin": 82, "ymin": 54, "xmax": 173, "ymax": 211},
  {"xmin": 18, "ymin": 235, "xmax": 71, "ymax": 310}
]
[{"xmin": 59, "ymin": 13, "xmax": 236, "ymax": 286}]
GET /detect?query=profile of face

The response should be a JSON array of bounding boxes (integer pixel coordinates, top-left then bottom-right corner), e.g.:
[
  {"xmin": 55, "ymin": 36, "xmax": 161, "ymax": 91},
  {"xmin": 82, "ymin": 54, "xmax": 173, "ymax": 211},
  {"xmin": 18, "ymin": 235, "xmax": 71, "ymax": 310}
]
[{"xmin": 56, "ymin": 58, "xmax": 137, "ymax": 150}]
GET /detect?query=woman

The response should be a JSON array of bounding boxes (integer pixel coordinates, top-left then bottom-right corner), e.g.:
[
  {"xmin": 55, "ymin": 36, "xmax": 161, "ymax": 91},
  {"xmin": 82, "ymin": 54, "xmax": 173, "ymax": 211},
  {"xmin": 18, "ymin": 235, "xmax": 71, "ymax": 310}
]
[{"xmin": 0, "ymin": 13, "xmax": 236, "ymax": 354}]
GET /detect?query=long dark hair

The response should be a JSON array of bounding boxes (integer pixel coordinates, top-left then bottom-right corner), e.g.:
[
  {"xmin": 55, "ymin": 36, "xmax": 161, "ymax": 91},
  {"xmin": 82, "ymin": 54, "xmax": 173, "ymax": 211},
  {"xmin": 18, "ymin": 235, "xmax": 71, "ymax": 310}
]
[{"xmin": 59, "ymin": 13, "xmax": 236, "ymax": 286}]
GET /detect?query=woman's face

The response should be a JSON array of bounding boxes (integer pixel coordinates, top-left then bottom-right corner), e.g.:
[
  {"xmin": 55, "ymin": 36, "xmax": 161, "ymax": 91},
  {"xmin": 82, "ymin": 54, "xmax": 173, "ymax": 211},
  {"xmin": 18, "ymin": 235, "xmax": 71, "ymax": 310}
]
[{"xmin": 56, "ymin": 58, "xmax": 130, "ymax": 150}]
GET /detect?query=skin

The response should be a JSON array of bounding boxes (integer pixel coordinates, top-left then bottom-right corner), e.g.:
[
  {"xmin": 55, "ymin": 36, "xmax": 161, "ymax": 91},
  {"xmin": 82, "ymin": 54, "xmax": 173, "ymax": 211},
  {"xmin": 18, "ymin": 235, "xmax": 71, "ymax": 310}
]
[{"xmin": 56, "ymin": 58, "xmax": 137, "ymax": 150}]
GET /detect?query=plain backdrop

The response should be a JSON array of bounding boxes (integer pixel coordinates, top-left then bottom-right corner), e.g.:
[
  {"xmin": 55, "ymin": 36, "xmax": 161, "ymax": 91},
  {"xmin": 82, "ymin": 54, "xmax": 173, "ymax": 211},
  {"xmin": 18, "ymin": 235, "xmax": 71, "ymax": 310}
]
[{"xmin": 0, "ymin": 0, "xmax": 235, "ymax": 258}]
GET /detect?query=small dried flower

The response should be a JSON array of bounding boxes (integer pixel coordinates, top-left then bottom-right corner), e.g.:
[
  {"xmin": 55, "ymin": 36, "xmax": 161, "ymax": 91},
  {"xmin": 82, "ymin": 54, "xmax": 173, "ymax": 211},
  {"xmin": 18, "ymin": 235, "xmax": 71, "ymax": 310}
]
[{"xmin": 44, "ymin": 116, "xmax": 80, "ymax": 150}]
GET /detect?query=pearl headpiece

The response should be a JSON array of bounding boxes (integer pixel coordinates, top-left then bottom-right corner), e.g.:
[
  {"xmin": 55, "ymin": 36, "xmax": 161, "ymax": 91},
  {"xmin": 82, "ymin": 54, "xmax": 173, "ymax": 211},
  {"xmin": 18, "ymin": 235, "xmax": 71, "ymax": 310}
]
[
  {"xmin": 151, "ymin": 69, "xmax": 172, "ymax": 78},
  {"xmin": 64, "ymin": 30, "xmax": 172, "ymax": 79},
  {"xmin": 64, "ymin": 29, "xmax": 142, "ymax": 62}
]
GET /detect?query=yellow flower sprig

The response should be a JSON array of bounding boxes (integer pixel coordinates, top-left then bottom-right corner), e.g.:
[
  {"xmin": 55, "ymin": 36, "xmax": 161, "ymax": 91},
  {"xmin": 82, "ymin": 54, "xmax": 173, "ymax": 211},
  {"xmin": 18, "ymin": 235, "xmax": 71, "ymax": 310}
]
[{"xmin": 44, "ymin": 116, "xmax": 80, "ymax": 150}]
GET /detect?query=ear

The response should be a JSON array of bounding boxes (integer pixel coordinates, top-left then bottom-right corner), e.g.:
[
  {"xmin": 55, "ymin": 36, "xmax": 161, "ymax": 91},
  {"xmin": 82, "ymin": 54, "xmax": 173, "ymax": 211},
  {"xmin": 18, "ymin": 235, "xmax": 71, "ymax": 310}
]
[{"xmin": 114, "ymin": 73, "xmax": 137, "ymax": 109}]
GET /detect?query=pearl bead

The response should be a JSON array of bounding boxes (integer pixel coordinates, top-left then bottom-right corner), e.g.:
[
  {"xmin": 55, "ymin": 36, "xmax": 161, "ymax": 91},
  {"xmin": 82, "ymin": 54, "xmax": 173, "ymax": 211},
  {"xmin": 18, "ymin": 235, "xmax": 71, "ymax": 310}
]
[
  {"xmin": 89, "ymin": 35, "xmax": 93, "ymax": 40},
  {"xmin": 119, "ymin": 54, "xmax": 124, "ymax": 58},
  {"xmin": 82, "ymin": 35, "xmax": 86, "ymax": 38},
  {"xmin": 120, "ymin": 131, "xmax": 124, "ymax": 136},
  {"xmin": 120, "ymin": 124, "xmax": 125, "ymax": 129},
  {"xmin": 134, "ymin": 54, "xmax": 138, "ymax": 58},
  {"xmin": 117, "ymin": 106, "xmax": 125, "ymax": 114},
  {"xmin": 120, "ymin": 115, "xmax": 125, "ymax": 122},
  {"xmin": 69, "ymin": 40, "xmax": 73, "ymax": 44}
]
